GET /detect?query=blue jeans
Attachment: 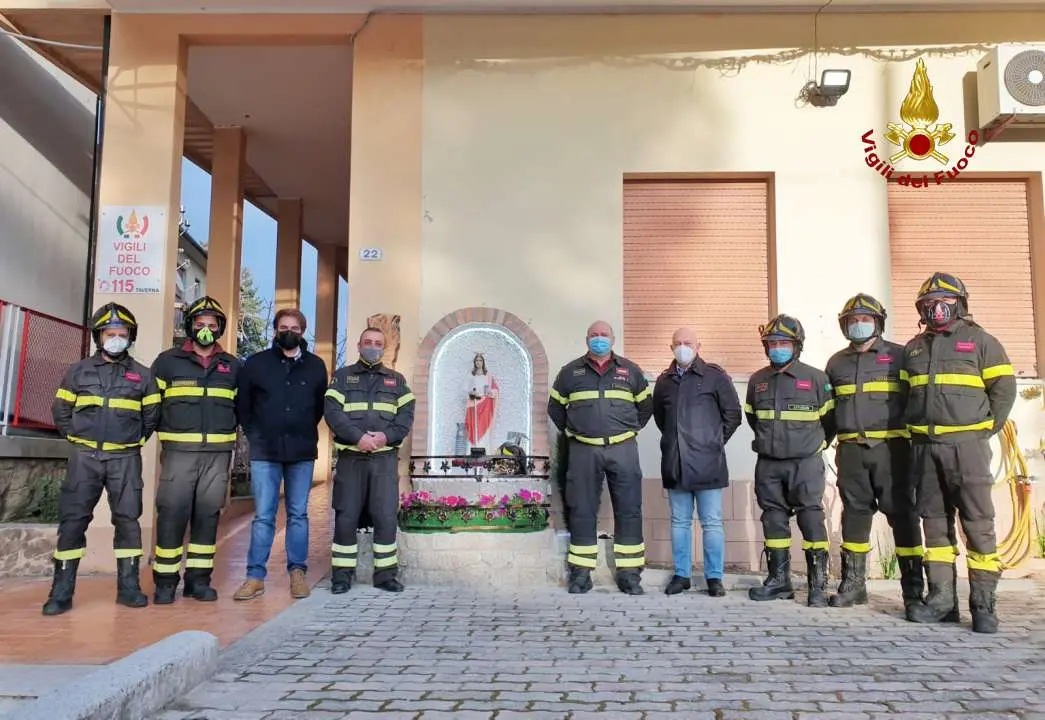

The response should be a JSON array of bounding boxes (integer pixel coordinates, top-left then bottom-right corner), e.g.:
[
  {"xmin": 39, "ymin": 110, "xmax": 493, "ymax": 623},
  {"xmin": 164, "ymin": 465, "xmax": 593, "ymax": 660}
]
[
  {"xmin": 668, "ymin": 487, "xmax": 725, "ymax": 580},
  {"xmin": 246, "ymin": 460, "xmax": 314, "ymax": 580}
]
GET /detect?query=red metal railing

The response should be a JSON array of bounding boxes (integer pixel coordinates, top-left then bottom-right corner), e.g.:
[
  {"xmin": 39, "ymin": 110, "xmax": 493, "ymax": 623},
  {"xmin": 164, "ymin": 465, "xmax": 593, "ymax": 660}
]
[{"xmin": 0, "ymin": 300, "xmax": 88, "ymax": 431}]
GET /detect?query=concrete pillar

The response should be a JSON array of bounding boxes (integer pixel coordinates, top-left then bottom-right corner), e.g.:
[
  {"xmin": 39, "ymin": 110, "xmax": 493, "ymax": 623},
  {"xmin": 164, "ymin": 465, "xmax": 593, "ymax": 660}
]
[
  {"xmin": 314, "ymin": 242, "xmax": 339, "ymax": 483},
  {"xmin": 204, "ymin": 126, "xmax": 245, "ymax": 355},
  {"xmin": 347, "ymin": 14, "xmax": 423, "ymax": 398},
  {"xmin": 275, "ymin": 198, "xmax": 303, "ymax": 308},
  {"xmin": 85, "ymin": 15, "xmax": 186, "ymax": 572}
]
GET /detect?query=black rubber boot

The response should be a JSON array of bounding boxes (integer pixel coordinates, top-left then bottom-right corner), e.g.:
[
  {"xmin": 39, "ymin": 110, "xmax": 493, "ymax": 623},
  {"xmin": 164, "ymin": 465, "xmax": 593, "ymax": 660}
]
[
  {"xmin": 331, "ymin": 568, "xmax": 353, "ymax": 594},
  {"xmin": 898, "ymin": 555, "xmax": 926, "ymax": 615},
  {"xmin": 907, "ymin": 562, "xmax": 960, "ymax": 623},
  {"xmin": 616, "ymin": 570, "xmax": 644, "ymax": 596},
  {"xmin": 806, "ymin": 549, "xmax": 829, "ymax": 608},
  {"xmin": 567, "ymin": 567, "xmax": 593, "ymax": 594},
  {"xmin": 664, "ymin": 575, "xmax": 691, "ymax": 595},
  {"xmin": 42, "ymin": 558, "xmax": 79, "ymax": 616},
  {"xmin": 183, "ymin": 570, "xmax": 218, "ymax": 602},
  {"xmin": 115, "ymin": 556, "xmax": 148, "ymax": 608},
  {"xmin": 749, "ymin": 547, "xmax": 795, "ymax": 601},
  {"xmin": 969, "ymin": 568, "xmax": 1000, "ymax": 634},
  {"xmin": 375, "ymin": 578, "xmax": 405, "ymax": 593},
  {"xmin": 154, "ymin": 581, "xmax": 178, "ymax": 605},
  {"xmin": 829, "ymin": 549, "xmax": 868, "ymax": 607}
]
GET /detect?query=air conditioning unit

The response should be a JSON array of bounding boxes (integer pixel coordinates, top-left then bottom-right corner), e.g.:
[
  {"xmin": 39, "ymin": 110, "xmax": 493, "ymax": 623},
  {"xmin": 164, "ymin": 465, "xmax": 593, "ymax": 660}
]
[{"xmin": 976, "ymin": 44, "xmax": 1045, "ymax": 131}]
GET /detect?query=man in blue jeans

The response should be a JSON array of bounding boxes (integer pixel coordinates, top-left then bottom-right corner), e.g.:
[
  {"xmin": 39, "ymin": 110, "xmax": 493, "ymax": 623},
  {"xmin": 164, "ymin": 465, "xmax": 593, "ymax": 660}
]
[
  {"xmin": 233, "ymin": 308, "xmax": 329, "ymax": 601},
  {"xmin": 652, "ymin": 327, "xmax": 742, "ymax": 597}
]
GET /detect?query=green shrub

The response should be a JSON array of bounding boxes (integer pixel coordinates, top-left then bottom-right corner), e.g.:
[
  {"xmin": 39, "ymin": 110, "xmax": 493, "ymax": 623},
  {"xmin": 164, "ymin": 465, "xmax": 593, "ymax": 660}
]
[{"xmin": 18, "ymin": 470, "xmax": 63, "ymax": 524}]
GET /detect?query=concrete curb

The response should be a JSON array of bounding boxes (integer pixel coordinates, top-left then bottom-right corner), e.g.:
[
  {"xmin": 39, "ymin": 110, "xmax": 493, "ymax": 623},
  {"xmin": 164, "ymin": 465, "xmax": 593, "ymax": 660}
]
[{"xmin": 3, "ymin": 630, "xmax": 218, "ymax": 720}]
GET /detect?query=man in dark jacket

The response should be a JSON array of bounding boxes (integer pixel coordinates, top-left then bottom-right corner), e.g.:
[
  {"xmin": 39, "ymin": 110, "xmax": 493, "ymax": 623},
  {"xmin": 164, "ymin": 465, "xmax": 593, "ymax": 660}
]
[
  {"xmin": 653, "ymin": 327, "xmax": 742, "ymax": 597},
  {"xmin": 233, "ymin": 308, "xmax": 329, "ymax": 602}
]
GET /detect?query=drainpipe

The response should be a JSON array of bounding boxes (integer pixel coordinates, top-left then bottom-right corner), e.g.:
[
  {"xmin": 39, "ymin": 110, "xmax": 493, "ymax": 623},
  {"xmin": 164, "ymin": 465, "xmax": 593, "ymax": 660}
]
[{"xmin": 81, "ymin": 13, "xmax": 111, "ymax": 357}]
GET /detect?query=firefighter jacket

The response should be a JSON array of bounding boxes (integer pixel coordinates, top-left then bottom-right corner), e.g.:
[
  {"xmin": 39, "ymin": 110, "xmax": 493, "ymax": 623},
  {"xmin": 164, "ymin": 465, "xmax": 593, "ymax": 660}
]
[
  {"xmin": 825, "ymin": 337, "xmax": 909, "ymax": 447},
  {"xmin": 151, "ymin": 343, "xmax": 240, "ymax": 452},
  {"xmin": 52, "ymin": 352, "xmax": 161, "ymax": 457},
  {"xmin": 902, "ymin": 318, "xmax": 1017, "ymax": 443},
  {"xmin": 744, "ymin": 360, "xmax": 836, "ymax": 460},
  {"xmin": 548, "ymin": 353, "xmax": 653, "ymax": 446},
  {"xmin": 323, "ymin": 360, "xmax": 416, "ymax": 455}
]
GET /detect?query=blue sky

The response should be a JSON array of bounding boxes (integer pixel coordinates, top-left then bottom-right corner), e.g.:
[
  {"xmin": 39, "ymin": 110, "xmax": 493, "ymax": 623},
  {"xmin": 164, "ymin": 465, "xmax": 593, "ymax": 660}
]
[{"xmin": 180, "ymin": 158, "xmax": 348, "ymax": 347}]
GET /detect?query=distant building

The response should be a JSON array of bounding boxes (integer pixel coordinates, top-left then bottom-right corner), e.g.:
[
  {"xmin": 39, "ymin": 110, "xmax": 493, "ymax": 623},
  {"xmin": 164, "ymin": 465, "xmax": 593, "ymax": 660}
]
[{"xmin": 174, "ymin": 220, "xmax": 207, "ymax": 341}]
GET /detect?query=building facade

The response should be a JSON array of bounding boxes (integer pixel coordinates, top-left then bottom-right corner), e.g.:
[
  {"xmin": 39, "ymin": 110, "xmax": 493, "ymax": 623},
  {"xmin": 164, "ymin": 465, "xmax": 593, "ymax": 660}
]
[{"xmin": 2, "ymin": 3, "xmax": 1044, "ymax": 573}]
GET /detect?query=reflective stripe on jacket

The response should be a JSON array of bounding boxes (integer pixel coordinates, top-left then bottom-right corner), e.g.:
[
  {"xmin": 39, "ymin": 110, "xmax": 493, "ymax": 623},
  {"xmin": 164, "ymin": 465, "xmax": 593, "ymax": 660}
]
[
  {"xmin": 51, "ymin": 352, "xmax": 161, "ymax": 456},
  {"xmin": 151, "ymin": 344, "xmax": 240, "ymax": 452},
  {"xmin": 825, "ymin": 338, "xmax": 909, "ymax": 446},
  {"xmin": 548, "ymin": 353, "xmax": 653, "ymax": 444},
  {"xmin": 323, "ymin": 360, "xmax": 416, "ymax": 455},
  {"xmin": 744, "ymin": 359, "xmax": 836, "ymax": 459},
  {"xmin": 902, "ymin": 319, "xmax": 1017, "ymax": 443}
]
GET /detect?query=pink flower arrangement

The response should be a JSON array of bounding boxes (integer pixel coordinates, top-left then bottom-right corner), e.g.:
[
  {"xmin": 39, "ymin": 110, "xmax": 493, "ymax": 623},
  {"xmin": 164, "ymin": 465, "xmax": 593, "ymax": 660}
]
[{"xmin": 400, "ymin": 489, "xmax": 546, "ymax": 509}]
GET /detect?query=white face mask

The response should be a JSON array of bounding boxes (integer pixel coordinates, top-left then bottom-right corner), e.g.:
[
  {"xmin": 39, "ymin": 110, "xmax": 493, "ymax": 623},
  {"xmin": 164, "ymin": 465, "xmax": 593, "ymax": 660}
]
[
  {"xmin": 673, "ymin": 345, "xmax": 696, "ymax": 366},
  {"xmin": 102, "ymin": 336, "xmax": 129, "ymax": 356}
]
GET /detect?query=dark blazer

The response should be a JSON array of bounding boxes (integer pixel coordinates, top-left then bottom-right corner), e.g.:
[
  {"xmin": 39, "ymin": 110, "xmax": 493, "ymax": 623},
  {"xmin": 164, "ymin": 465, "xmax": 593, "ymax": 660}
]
[
  {"xmin": 236, "ymin": 342, "xmax": 329, "ymax": 463},
  {"xmin": 652, "ymin": 357, "xmax": 742, "ymax": 491}
]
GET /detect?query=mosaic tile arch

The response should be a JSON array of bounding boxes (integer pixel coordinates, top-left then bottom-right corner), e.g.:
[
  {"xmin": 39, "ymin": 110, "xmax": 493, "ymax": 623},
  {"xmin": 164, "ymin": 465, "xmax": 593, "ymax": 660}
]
[{"xmin": 414, "ymin": 308, "xmax": 549, "ymax": 457}]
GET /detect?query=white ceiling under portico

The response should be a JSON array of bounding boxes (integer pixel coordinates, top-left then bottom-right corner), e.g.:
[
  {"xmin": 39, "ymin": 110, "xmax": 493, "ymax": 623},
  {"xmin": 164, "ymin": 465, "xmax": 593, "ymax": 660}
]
[{"xmin": 186, "ymin": 45, "xmax": 352, "ymax": 247}]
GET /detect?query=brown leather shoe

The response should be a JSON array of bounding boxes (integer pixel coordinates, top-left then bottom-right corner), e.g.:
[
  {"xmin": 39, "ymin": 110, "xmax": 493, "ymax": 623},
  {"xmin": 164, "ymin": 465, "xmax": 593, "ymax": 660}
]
[
  {"xmin": 290, "ymin": 569, "xmax": 310, "ymax": 599},
  {"xmin": 232, "ymin": 579, "xmax": 265, "ymax": 601}
]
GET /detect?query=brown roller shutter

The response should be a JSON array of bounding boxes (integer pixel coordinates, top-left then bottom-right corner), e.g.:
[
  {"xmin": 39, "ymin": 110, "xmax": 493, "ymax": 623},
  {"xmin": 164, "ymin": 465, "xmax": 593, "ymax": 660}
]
[
  {"xmin": 888, "ymin": 179, "xmax": 1036, "ymax": 376},
  {"xmin": 623, "ymin": 179, "xmax": 772, "ymax": 377}
]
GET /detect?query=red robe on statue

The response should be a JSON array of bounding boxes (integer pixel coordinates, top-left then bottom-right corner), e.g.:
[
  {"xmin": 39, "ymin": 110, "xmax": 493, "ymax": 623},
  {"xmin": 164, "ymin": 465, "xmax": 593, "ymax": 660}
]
[{"xmin": 465, "ymin": 375, "xmax": 498, "ymax": 447}]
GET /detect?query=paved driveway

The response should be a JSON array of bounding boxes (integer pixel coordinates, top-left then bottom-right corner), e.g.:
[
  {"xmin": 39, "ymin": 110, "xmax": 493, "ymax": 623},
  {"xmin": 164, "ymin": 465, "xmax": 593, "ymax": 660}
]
[{"xmin": 156, "ymin": 578, "xmax": 1045, "ymax": 720}]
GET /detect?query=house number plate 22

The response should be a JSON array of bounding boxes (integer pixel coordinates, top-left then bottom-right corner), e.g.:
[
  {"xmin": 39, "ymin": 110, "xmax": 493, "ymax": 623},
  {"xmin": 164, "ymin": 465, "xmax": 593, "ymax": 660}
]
[{"xmin": 359, "ymin": 247, "xmax": 383, "ymax": 261}]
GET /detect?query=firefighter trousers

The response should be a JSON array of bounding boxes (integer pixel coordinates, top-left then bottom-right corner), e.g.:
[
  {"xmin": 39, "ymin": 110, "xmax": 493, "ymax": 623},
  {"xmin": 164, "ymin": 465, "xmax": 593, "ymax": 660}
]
[
  {"xmin": 565, "ymin": 439, "xmax": 644, "ymax": 574},
  {"xmin": 152, "ymin": 449, "xmax": 231, "ymax": 588},
  {"xmin": 836, "ymin": 440, "xmax": 922, "ymax": 556},
  {"xmin": 913, "ymin": 439, "xmax": 1000, "ymax": 574},
  {"xmin": 754, "ymin": 454, "xmax": 827, "ymax": 550},
  {"xmin": 55, "ymin": 450, "xmax": 144, "ymax": 562},
  {"xmin": 332, "ymin": 451, "xmax": 399, "ymax": 585}
]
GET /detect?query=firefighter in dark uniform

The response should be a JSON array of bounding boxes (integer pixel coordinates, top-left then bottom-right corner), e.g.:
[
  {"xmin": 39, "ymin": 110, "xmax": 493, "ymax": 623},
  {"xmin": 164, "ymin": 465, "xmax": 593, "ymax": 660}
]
[
  {"xmin": 323, "ymin": 327, "xmax": 415, "ymax": 593},
  {"xmin": 903, "ymin": 273, "xmax": 1016, "ymax": 633},
  {"xmin": 548, "ymin": 321, "xmax": 653, "ymax": 596},
  {"xmin": 43, "ymin": 304, "xmax": 161, "ymax": 616},
  {"xmin": 825, "ymin": 294, "xmax": 924, "ymax": 614},
  {"xmin": 150, "ymin": 296, "xmax": 240, "ymax": 604},
  {"xmin": 745, "ymin": 314, "xmax": 836, "ymax": 607}
]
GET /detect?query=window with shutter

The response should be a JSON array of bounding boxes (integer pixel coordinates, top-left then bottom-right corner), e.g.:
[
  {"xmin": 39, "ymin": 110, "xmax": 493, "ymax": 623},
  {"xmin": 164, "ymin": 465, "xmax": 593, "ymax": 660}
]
[
  {"xmin": 888, "ymin": 179, "xmax": 1037, "ymax": 377},
  {"xmin": 623, "ymin": 178, "xmax": 773, "ymax": 377}
]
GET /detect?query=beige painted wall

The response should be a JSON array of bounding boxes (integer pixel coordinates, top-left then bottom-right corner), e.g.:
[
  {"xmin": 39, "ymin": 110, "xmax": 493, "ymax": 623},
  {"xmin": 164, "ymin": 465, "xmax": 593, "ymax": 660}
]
[{"xmin": 416, "ymin": 12, "xmax": 1045, "ymax": 573}]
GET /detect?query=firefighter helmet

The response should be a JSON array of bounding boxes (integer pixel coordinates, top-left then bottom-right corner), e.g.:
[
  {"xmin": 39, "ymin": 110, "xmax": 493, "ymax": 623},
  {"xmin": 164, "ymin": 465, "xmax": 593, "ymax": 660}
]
[
  {"xmin": 916, "ymin": 272, "xmax": 968, "ymax": 309},
  {"xmin": 838, "ymin": 293, "xmax": 887, "ymax": 336},
  {"xmin": 759, "ymin": 314, "xmax": 805, "ymax": 352},
  {"xmin": 183, "ymin": 296, "xmax": 227, "ymax": 339},
  {"xmin": 90, "ymin": 303, "xmax": 138, "ymax": 345}
]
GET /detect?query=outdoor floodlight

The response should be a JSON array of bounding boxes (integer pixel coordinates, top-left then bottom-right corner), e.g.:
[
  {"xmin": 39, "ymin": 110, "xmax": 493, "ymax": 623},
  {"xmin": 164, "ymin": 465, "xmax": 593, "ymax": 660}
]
[{"xmin": 808, "ymin": 69, "xmax": 852, "ymax": 107}]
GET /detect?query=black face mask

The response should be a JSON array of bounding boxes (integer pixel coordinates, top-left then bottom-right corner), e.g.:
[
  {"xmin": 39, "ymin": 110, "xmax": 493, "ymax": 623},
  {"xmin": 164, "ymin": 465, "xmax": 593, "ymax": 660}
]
[
  {"xmin": 919, "ymin": 300, "xmax": 955, "ymax": 331},
  {"xmin": 276, "ymin": 331, "xmax": 302, "ymax": 350}
]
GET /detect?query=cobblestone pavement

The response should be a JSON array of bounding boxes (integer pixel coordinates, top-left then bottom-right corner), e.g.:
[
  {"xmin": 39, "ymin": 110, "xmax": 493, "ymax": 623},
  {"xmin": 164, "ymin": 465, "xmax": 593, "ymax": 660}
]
[{"xmin": 156, "ymin": 578, "xmax": 1045, "ymax": 720}]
